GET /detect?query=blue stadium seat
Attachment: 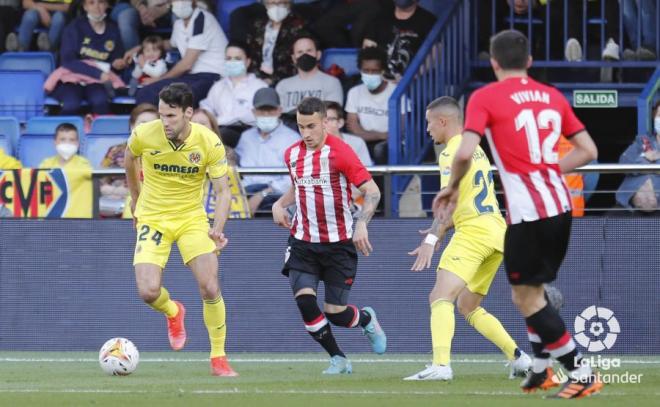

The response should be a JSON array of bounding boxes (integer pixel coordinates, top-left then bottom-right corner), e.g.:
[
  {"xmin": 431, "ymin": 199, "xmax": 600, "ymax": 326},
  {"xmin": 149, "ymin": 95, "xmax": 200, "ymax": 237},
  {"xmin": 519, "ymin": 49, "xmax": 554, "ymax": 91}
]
[
  {"xmin": 321, "ymin": 48, "xmax": 360, "ymax": 77},
  {"xmin": 82, "ymin": 134, "xmax": 128, "ymax": 169},
  {"xmin": 18, "ymin": 134, "xmax": 56, "ymax": 168},
  {"xmin": 90, "ymin": 116, "xmax": 130, "ymax": 135},
  {"xmin": 0, "ymin": 52, "xmax": 55, "ymax": 76},
  {"xmin": 0, "ymin": 134, "xmax": 11, "ymax": 156},
  {"xmin": 26, "ymin": 116, "xmax": 85, "ymax": 137},
  {"xmin": 216, "ymin": 0, "xmax": 256, "ymax": 33},
  {"xmin": 0, "ymin": 70, "xmax": 45, "ymax": 123},
  {"xmin": 0, "ymin": 116, "xmax": 20, "ymax": 153}
]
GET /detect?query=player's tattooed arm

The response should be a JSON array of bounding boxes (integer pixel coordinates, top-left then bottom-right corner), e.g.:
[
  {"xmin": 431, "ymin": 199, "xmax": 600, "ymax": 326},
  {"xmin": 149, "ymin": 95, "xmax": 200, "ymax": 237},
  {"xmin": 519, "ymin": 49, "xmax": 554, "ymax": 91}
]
[{"xmin": 356, "ymin": 180, "xmax": 381, "ymax": 224}]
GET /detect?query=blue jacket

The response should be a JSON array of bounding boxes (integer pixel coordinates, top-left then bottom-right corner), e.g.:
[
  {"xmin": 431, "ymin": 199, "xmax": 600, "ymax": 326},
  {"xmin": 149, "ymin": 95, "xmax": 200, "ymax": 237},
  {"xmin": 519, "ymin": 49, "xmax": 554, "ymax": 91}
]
[
  {"xmin": 615, "ymin": 134, "xmax": 660, "ymax": 208},
  {"xmin": 59, "ymin": 17, "xmax": 124, "ymax": 80}
]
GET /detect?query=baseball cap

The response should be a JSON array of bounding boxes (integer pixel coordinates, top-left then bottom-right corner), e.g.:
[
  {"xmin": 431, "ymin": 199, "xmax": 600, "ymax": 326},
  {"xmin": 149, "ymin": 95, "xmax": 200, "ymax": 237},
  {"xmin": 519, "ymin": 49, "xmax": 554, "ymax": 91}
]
[{"xmin": 253, "ymin": 87, "xmax": 280, "ymax": 109}]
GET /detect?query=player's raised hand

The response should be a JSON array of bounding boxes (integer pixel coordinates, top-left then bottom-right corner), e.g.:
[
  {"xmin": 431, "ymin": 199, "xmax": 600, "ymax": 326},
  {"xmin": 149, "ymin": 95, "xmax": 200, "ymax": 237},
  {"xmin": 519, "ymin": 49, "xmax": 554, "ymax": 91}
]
[
  {"xmin": 432, "ymin": 187, "xmax": 458, "ymax": 223},
  {"xmin": 353, "ymin": 221, "xmax": 373, "ymax": 256},
  {"xmin": 209, "ymin": 229, "xmax": 229, "ymax": 252},
  {"xmin": 408, "ymin": 243, "xmax": 435, "ymax": 271},
  {"xmin": 272, "ymin": 202, "xmax": 291, "ymax": 229}
]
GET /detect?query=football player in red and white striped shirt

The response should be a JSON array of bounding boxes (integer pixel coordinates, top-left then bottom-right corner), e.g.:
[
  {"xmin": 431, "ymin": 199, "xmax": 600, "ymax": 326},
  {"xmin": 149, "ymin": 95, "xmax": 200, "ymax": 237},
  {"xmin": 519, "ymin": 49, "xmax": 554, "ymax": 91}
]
[
  {"xmin": 434, "ymin": 31, "xmax": 601, "ymax": 398},
  {"xmin": 272, "ymin": 97, "xmax": 386, "ymax": 374}
]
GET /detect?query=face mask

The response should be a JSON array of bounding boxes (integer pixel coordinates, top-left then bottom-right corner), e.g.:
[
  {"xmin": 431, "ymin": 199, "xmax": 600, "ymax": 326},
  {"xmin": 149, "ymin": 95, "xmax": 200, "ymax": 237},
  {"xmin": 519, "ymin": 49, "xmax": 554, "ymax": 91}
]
[
  {"xmin": 267, "ymin": 5, "xmax": 290, "ymax": 23},
  {"xmin": 394, "ymin": 0, "xmax": 415, "ymax": 8},
  {"xmin": 56, "ymin": 143, "xmax": 78, "ymax": 161},
  {"xmin": 361, "ymin": 72, "xmax": 383, "ymax": 91},
  {"xmin": 224, "ymin": 60, "xmax": 247, "ymax": 77},
  {"xmin": 296, "ymin": 53, "xmax": 317, "ymax": 72},
  {"xmin": 87, "ymin": 12, "xmax": 107, "ymax": 22},
  {"xmin": 256, "ymin": 116, "xmax": 279, "ymax": 133},
  {"xmin": 171, "ymin": 1, "xmax": 194, "ymax": 19},
  {"xmin": 655, "ymin": 117, "xmax": 660, "ymax": 135}
]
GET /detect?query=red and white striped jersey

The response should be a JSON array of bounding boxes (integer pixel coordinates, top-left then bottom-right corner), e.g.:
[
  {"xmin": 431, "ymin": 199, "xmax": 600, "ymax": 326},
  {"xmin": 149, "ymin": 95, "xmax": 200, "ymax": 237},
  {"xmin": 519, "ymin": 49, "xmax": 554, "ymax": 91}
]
[
  {"xmin": 464, "ymin": 77, "xmax": 585, "ymax": 224},
  {"xmin": 284, "ymin": 135, "xmax": 372, "ymax": 243}
]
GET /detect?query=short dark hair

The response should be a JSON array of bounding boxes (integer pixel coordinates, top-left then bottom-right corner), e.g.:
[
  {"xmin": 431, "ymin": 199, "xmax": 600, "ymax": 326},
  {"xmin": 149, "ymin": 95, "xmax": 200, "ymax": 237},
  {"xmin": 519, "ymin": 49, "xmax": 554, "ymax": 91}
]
[
  {"xmin": 323, "ymin": 101, "xmax": 344, "ymax": 119},
  {"xmin": 54, "ymin": 122, "xmax": 78, "ymax": 139},
  {"xmin": 297, "ymin": 97, "xmax": 326, "ymax": 117},
  {"xmin": 426, "ymin": 96, "xmax": 463, "ymax": 121},
  {"xmin": 142, "ymin": 35, "xmax": 165, "ymax": 54},
  {"xmin": 159, "ymin": 83, "xmax": 194, "ymax": 110},
  {"xmin": 490, "ymin": 30, "xmax": 529, "ymax": 70},
  {"xmin": 225, "ymin": 40, "xmax": 250, "ymax": 58},
  {"xmin": 292, "ymin": 32, "xmax": 320, "ymax": 53},
  {"xmin": 358, "ymin": 46, "xmax": 387, "ymax": 70}
]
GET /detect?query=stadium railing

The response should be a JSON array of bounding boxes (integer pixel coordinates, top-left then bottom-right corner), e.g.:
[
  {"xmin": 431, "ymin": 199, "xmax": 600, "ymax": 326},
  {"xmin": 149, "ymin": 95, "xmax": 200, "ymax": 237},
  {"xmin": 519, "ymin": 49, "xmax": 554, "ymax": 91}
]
[
  {"xmin": 89, "ymin": 164, "xmax": 660, "ymax": 218},
  {"xmin": 637, "ymin": 66, "xmax": 660, "ymax": 136}
]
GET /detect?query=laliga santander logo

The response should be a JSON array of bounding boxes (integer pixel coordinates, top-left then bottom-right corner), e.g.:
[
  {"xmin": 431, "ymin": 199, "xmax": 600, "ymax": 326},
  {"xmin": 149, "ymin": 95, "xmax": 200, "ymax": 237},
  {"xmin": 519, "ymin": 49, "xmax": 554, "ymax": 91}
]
[{"xmin": 574, "ymin": 305, "xmax": 620, "ymax": 352}]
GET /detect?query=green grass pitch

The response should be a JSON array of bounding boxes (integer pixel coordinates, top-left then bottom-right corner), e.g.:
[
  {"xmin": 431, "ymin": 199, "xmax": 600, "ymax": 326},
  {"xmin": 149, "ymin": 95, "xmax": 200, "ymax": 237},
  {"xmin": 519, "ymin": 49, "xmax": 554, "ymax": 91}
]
[{"xmin": 0, "ymin": 353, "xmax": 658, "ymax": 406}]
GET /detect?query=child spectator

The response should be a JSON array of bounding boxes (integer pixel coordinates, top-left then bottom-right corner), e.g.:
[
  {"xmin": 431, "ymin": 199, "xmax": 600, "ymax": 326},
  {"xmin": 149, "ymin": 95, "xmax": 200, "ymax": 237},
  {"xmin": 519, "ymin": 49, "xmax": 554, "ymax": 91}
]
[{"xmin": 128, "ymin": 35, "xmax": 167, "ymax": 96}]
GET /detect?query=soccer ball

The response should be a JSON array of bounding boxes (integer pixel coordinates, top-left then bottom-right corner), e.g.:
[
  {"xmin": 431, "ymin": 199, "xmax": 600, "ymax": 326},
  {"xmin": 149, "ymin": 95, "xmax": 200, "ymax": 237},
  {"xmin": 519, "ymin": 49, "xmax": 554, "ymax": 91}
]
[{"xmin": 98, "ymin": 337, "xmax": 140, "ymax": 376}]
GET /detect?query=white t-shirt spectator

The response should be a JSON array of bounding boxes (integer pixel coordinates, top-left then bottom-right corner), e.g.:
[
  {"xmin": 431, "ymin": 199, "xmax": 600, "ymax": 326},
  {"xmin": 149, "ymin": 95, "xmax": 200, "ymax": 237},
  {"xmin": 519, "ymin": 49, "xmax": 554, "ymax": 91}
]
[
  {"xmin": 275, "ymin": 71, "xmax": 343, "ymax": 113},
  {"xmin": 345, "ymin": 81, "xmax": 396, "ymax": 132},
  {"xmin": 200, "ymin": 74, "xmax": 268, "ymax": 126},
  {"xmin": 170, "ymin": 8, "xmax": 227, "ymax": 75},
  {"xmin": 340, "ymin": 133, "xmax": 373, "ymax": 166}
]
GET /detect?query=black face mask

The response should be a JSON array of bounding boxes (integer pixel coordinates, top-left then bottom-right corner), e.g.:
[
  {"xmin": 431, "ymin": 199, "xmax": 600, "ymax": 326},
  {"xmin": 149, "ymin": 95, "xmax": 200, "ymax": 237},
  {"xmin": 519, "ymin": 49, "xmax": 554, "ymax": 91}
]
[{"xmin": 296, "ymin": 53, "xmax": 317, "ymax": 72}]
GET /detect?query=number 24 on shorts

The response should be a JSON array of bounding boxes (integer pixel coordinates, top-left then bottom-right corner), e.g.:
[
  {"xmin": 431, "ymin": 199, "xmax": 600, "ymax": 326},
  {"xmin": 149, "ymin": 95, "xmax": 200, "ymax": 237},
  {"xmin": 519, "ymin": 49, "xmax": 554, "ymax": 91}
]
[{"xmin": 138, "ymin": 225, "xmax": 163, "ymax": 246}]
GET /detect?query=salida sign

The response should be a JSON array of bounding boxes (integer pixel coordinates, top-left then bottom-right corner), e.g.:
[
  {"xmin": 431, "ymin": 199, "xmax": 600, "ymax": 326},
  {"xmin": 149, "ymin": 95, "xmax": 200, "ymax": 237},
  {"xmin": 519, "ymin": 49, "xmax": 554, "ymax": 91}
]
[{"xmin": 0, "ymin": 169, "xmax": 69, "ymax": 217}]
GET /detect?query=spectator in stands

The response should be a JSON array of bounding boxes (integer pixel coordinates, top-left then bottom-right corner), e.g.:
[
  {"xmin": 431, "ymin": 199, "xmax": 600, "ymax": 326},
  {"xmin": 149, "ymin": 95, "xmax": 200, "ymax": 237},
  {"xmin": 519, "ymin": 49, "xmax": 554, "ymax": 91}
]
[
  {"xmin": 244, "ymin": 0, "xmax": 307, "ymax": 85},
  {"xmin": 134, "ymin": 0, "xmax": 227, "ymax": 107},
  {"xmin": 345, "ymin": 46, "xmax": 395, "ymax": 165},
  {"xmin": 621, "ymin": 0, "xmax": 657, "ymax": 60},
  {"xmin": 324, "ymin": 101, "xmax": 372, "ymax": 166},
  {"xmin": 5, "ymin": 0, "xmax": 71, "ymax": 52},
  {"xmin": 363, "ymin": 0, "xmax": 436, "ymax": 81},
  {"xmin": 128, "ymin": 35, "xmax": 167, "ymax": 96},
  {"xmin": 0, "ymin": 0, "xmax": 21, "ymax": 53},
  {"xmin": 110, "ymin": 0, "xmax": 172, "ymax": 50},
  {"xmin": 47, "ymin": 0, "xmax": 126, "ymax": 115},
  {"xmin": 99, "ymin": 103, "xmax": 157, "ymax": 218},
  {"xmin": 235, "ymin": 87, "xmax": 300, "ymax": 214},
  {"xmin": 313, "ymin": 0, "xmax": 386, "ymax": 49},
  {"xmin": 276, "ymin": 34, "xmax": 343, "ymax": 125},
  {"xmin": 0, "ymin": 147, "xmax": 21, "ymax": 169},
  {"xmin": 199, "ymin": 41, "xmax": 268, "ymax": 149},
  {"xmin": 616, "ymin": 101, "xmax": 660, "ymax": 212},
  {"xmin": 191, "ymin": 108, "xmax": 251, "ymax": 218},
  {"xmin": 39, "ymin": 123, "xmax": 92, "ymax": 170}
]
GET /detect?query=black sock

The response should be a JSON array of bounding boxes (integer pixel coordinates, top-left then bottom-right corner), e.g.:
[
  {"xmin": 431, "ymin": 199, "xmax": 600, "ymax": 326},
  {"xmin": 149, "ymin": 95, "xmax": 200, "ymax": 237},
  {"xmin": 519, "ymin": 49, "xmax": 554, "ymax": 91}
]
[
  {"xmin": 526, "ymin": 304, "xmax": 581, "ymax": 371},
  {"xmin": 296, "ymin": 295, "xmax": 345, "ymax": 357},
  {"xmin": 325, "ymin": 305, "xmax": 371, "ymax": 328}
]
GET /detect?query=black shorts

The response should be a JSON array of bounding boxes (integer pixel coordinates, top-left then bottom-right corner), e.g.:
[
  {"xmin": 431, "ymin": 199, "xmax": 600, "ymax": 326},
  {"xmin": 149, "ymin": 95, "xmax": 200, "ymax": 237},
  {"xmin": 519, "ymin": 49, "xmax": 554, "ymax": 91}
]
[
  {"xmin": 504, "ymin": 211, "xmax": 572, "ymax": 285},
  {"xmin": 282, "ymin": 236, "xmax": 358, "ymax": 291}
]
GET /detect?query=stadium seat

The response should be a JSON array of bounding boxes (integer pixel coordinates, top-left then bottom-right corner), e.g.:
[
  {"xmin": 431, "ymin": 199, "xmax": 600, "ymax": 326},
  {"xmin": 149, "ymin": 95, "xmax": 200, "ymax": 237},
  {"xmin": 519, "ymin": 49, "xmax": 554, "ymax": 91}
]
[
  {"xmin": 0, "ymin": 70, "xmax": 46, "ymax": 123},
  {"xmin": 321, "ymin": 48, "xmax": 360, "ymax": 77},
  {"xmin": 90, "ymin": 116, "xmax": 130, "ymax": 135},
  {"xmin": 0, "ymin": 52, "xmax": 55, "ymax": 76},
  {"xmin": 216, "ymin": 0, "xmax": 256, "ymax": 33},
  {"xmin": 0, "ymin": 116, "xmax": 20, "ymax": 153},
  {"xmin": 26, "ymin": 116, "xmax": 85, "ymax": 137},
  {"xmin": 18, "ymin": 134, "xmax": 56, "ymax": 168},
  {"xmin": 0, "ymin": 134, "xmax": 11, "ymax": 156},
  {"xmin": 82, "ymin": 134, "xmax": 128, "ymax": 169}
]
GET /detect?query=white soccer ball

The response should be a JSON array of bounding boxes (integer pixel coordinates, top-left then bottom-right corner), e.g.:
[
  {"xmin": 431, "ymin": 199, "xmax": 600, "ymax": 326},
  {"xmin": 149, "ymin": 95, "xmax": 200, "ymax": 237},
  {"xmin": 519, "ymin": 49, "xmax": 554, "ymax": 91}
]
[{"xmin": 98, "ymin": 337, "xmax": 140, "ymax": 376}]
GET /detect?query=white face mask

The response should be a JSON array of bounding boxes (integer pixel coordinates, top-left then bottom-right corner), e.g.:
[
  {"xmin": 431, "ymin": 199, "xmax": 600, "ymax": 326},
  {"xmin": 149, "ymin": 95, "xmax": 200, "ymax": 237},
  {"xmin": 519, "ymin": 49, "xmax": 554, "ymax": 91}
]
[
  {"xmin": 655, "ymin": 117, "xmax": 660, "ymax": 135},
  {"xmin": 267, "ymin": 5, "xmax": 289, "ymax": 23},
  {"xmin": 172, "ymin": 1, "xmax": 194, "ymax": 19},
  {"xmin": 256, "ymin": 116, "xmax": 279, "ymax": 133},
  {"xmin": 56, "ymin": 143, "xmax": 78, "ymax": 161},
  {"xmin": 87, "ymin": 12, "xmax": 106, "ymax": 22}
]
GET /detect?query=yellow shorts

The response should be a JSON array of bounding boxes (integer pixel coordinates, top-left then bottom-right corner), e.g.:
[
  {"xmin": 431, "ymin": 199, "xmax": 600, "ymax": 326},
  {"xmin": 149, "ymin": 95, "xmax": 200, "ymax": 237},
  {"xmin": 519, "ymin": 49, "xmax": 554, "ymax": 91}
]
[
  {"xmin": 438, "ymin": 231, "xmax": 503, "ymax": 296},
  {"xmin": 133, "ymin": 214, "xmax": 216, "ymax": 269}
]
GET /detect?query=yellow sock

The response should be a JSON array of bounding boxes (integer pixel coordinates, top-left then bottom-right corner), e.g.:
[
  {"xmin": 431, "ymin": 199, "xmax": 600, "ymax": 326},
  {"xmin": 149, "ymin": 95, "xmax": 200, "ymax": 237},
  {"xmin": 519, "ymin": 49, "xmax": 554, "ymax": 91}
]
[
  {"xmin": 148, "ymin": 287, "xmax": 178, "ymax": 318},
  {"xmin": 466, "ymin": 307, "xmax": 518, "ymax": 360},
  {"xmin": 430, "ymin": 299, "xmax": 454, "ymax": 366},
  {"xmin": 204, "ymin": 296, "xmax": 227, "ymax": 358}
]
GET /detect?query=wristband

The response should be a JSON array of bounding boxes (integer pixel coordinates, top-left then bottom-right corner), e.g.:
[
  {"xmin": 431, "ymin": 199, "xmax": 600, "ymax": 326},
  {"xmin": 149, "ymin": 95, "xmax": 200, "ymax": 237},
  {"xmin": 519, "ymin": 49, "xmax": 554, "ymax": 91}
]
[{"xmin": 424, "ymin": 234, "xmax": 439, "ymax": 246}]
